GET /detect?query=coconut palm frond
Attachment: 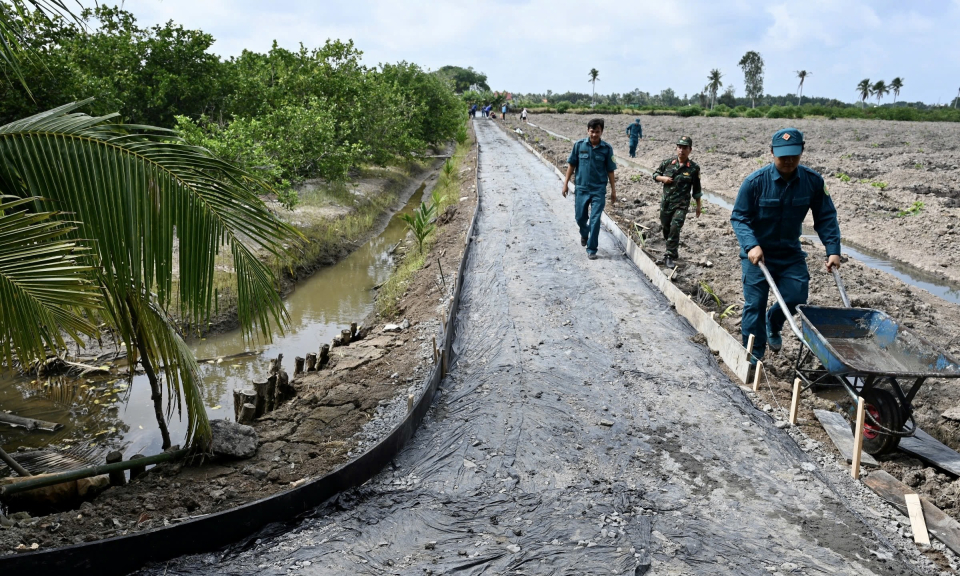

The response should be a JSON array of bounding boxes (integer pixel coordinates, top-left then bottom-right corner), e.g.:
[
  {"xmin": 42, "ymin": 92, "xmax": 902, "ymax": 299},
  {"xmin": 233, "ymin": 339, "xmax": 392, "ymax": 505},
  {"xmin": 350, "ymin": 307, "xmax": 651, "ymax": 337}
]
[
  {"xmin": 0, "ymin": 1, "xmax": 80, "ymax": 94},
  {"xmin": 0, "ymin": 195, "xmax": 100, "ymax": 368}
]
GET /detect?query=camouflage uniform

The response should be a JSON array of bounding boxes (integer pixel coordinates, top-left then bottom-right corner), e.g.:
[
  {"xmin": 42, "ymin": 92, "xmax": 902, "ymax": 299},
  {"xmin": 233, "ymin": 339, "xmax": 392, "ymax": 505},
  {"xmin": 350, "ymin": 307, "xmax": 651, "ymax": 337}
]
[{"xmin": 653, "ymin": 139, "xmax": 701, "ymax": 259}]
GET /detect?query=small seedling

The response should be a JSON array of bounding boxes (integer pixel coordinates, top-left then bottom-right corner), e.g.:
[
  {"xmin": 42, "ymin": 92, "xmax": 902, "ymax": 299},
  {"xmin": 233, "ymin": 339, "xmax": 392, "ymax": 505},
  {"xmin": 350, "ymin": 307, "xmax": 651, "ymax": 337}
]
[
  {"xmin": 718, "ymin": 304, "xmax": 737, "ymax": 320},
  {"xmin": 629, "ymin": 174, "xmax": 645, "ymax": 183},
  {"xmin": 633, "ymin": 222, "xmax": 647, "ymax": 248},
  {"xmin": 870, "ymin": 181, "xmax": 888, "ymax": 189},
  {"xmin": 871, "ymin": 143, "xmax": 879, "ymax": 148},
  {"xmin": 400, "ymin": 200, "xmax": 437, "ymax": 253},
  {"xmin": 914, "ymin": 163, "xmax": 923, "ymax": 169},
  {"xmin": 896, "ymin": 201, "xmax": 925, "ymax": 218},
  {"xmin": 836, "ymin": 172, "xmax": 851, "ymax": 182}
]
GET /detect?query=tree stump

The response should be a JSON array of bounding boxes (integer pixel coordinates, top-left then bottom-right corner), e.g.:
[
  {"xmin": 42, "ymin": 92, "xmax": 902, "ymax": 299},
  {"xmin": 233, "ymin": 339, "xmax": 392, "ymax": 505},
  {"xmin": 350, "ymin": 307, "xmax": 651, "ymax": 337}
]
[
  {"xmin": 264, "ymin": 376, "xmax": 277, "ymax": 412},
  {"xmin": 269, "ymin": 353, "xmax": 283, "ymax": 376},
  {"xmin": 340, "ymin": 329, "xmax": 351, "ymax": 345},
  {"xmin": 319, "ymin": 345, "xmax": 330, "ymax": 369},
  {"xmin": 350, "ymin": 322, "xmax": 358, "ymax": 341},
  {"xmin": 332, "ymin": 335, "xmax": 343, "ymax": 347},
  {"xmin": 305, "ymin": 353, "xmax": 317, "ymax": 372},
  {"xmin": 129, "ymin": 454, "xmax": 147, "ymax": 481},
  {"xmin": 106, "ymin": 451, "xmax": 126, "ymax": 486},
  {"xmin": 294, "ymin": 356, "xmax": 305, "ymax": 377}
]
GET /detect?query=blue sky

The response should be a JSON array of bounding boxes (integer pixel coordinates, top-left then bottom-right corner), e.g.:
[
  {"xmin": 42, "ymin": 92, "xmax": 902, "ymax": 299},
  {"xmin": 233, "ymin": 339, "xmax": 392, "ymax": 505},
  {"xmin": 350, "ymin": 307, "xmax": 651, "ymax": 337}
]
[{"xmin": 124, "ymin": 0, "xmax": 960, "ymax": 105}]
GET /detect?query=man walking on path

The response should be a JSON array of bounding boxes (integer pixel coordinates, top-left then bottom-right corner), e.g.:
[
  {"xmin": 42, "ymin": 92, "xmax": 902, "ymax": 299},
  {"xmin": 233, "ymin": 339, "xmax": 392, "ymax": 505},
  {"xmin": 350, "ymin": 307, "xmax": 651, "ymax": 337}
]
[
  {"xmin": 625, "ymin": 118, "xmax": 643, "ymax": 157},
  {"xmin": 653, "ymin": 136, "xmax": 701, "ymax": 269},
  {"xmin": 731, "ymin": 128, "xmax": 842, "ymax": 363},
  {"xmin": 521, "ymin": 108, "xmax": 528, "ymax": 123},
  {"xmin": 562, "ymin": 118, "xmax": 617, "ymax": 260}
]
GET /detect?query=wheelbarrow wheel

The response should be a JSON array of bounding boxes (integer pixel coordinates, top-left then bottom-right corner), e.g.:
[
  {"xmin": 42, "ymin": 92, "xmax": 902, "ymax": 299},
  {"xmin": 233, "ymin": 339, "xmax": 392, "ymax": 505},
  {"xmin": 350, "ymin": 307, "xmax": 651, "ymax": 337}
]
[{"xmin": 858, "ymin": 388, "xmax": 903, "ymax": 456}]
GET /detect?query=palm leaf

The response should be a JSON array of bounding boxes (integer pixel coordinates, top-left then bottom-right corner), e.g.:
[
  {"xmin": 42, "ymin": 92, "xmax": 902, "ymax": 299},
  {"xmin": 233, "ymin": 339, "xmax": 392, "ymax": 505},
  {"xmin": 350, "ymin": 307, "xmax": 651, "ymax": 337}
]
[
  {"xmin": 0, "ymin": 194, "xmax": 99, "ymax": 368},
  {"xmin": 0, "ymin": 101, "xmax": 303, "ymax": 446},
  {"xmin": 0, "ymin": 1, "xmax": 80, "ymax": 94}
]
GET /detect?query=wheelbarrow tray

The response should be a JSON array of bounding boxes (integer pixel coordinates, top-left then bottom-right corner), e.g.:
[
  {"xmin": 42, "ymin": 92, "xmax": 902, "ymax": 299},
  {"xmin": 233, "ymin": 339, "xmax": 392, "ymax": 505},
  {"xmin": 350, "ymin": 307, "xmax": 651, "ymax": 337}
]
[{"xmin": 796, "ymin": 305, "xmax": 960, "ymax": 378}]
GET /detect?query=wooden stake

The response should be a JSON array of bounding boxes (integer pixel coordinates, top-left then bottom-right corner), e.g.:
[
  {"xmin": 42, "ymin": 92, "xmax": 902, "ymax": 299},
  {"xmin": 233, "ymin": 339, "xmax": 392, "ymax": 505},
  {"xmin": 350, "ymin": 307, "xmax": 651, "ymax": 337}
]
[
  {"xmin": 294, "ymin": 356, "xmax": 305, "ymax": 377},
  {"xmin": 788, "ymin": 377, "xmax": 801, "ymax": 424},
  {"xmin": 105, "ymin": 451, "xmax": 126, "ymax": 487},
  {"xmin": 305, "ymin": 353, "xmax": 317, "ymax": 372},
  {"xmin": 441, "ymin": 349, "xmax": 448, "ymax": 376},
  {"xmin": 128, "ymin": 454, "xmax": 146, "ymax": 481},
  {"xmin": 905, "ymin": 493, "xmax": 931, "ymax": 545},
  {"xmin": 407, "ymin": 394, "xmax": 414, "ymax": 414},
  {"xmin": 746, "ymin": 334, "xmax": 755, "ymax": 358},
  {"xmin": 432, "ymin": 336, "xmax": 438, "ymax": 363},
  {"xmin": 852, "ymin": 397, "xmax": 866, "ymax": 479},
  {"xmin": 318, "ymin": 344, "xmax": 330, "ymax": 369},
  {"xmin": 709, "ymin": 312, "xmax": 715, "ymax": 321},
  {"xmin": 752, "ymin": 360, "xmax": 763, "ymax": 392}
]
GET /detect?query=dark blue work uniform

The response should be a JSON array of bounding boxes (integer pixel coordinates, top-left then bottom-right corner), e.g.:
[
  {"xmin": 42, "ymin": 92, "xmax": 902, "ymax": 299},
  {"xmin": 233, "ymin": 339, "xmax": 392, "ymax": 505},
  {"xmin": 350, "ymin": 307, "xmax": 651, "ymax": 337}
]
[
  {"xmin": 731, "ymin": 163, "xmax": 841, "ymax": 360},
  {"xmin": 625, "ymin": 121, "xmax": 643, "ymax": 157},
  {"xmin": 567, "ymin": 138, "xmax": 617, "ymax": 254}
]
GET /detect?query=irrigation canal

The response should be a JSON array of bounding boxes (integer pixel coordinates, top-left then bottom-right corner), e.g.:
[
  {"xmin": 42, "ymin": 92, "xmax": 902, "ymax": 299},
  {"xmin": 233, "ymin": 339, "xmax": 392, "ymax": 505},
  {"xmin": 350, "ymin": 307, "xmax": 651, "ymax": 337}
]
[{"xmin": 0, "ymin": 176, "xmax": 434, "ymax": 469}]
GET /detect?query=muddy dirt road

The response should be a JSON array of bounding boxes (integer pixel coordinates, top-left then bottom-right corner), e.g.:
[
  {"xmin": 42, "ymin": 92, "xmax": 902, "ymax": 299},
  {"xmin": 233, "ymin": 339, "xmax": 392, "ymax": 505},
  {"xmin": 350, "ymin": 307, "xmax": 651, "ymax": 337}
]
[{"xmin": 146, "ymin": 120, "xmax": 930, "ymax": 575}]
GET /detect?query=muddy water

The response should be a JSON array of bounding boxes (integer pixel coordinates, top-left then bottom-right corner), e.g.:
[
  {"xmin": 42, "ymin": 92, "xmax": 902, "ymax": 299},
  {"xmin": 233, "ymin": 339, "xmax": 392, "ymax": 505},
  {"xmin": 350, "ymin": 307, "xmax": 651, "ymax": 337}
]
[{"xmin": 0, "ymin": 183, "xmax": 429, "ymax": 466}]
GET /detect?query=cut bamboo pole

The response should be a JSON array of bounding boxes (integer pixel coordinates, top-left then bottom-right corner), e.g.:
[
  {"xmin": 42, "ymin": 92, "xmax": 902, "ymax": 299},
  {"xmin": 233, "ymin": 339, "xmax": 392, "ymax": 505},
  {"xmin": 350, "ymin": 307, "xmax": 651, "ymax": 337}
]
[
  {"xmin": 788, "ymin": 377, "xmax": 801, "ymax": 424},
  {"xmin": 852, "ymin": 397, "xmax": 866, "ymax": 479},
  {"xmin": 0, "ymin": 446, "xmax": 31, "ymax": 477}
]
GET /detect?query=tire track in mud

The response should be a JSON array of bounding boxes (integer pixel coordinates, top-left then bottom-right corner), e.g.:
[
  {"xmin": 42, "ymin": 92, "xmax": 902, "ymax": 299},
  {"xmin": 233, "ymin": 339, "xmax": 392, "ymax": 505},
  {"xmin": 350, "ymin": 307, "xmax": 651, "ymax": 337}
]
[{"xmin": 147, "ymin": 120, "xmax": 919, "ymax": 575}]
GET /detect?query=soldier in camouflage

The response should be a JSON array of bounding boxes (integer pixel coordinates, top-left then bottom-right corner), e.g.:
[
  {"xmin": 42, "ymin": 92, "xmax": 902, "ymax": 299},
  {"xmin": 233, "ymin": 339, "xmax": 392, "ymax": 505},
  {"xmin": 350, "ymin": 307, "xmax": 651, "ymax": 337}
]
[{"xmin": 653, "ymin": 135, "xmax": 701, "ymax": 268}]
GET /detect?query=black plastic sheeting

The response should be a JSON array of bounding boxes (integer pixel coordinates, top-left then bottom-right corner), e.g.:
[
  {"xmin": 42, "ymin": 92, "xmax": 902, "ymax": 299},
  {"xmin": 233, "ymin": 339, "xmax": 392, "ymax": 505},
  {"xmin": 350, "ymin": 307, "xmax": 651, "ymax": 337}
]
[{"xmin": 140, "ymin": 121, "xmax": 914, "ymax": 575}]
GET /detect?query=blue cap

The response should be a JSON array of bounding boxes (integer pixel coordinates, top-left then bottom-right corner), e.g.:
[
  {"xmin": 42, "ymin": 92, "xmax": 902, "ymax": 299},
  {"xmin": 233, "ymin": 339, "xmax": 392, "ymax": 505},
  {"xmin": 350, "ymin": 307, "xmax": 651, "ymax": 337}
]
[
  {"xmin": 771, "ymin": 128, "xmax": 804, "ymax": 157},
  {"xmin": 635, "ymin": 118, "xmax": 641, "ymax": 122}
]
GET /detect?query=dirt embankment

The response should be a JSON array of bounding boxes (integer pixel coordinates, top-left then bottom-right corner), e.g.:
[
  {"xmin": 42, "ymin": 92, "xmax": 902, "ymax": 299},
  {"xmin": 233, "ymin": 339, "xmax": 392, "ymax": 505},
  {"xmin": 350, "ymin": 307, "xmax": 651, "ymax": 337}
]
[
  {"xmin": 501, "ymin": 113, "xmax": 960, "ymax": 524},
  {"xmin": 0, "ymin": 130, "xmax": 479, "ymax": 555}
]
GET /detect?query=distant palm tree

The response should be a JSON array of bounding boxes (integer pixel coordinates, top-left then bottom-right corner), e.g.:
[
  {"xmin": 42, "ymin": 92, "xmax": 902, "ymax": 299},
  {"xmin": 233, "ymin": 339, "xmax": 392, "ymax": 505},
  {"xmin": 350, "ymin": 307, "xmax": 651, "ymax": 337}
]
[
  {"xmin": 796, "ymin": 70, "xmax": 810, "ymax": 105},
  {"xmin": 707, "ymin": 69, "xmax": 723, "ymax": 109},
  {"xmin": 856, "ymin": 79, "xmax": 872, "ymax": 108},
  {"xmin": 588, "ymin": 68, "xmax": 599, "ymax": 106},
  {"xmin": 890, "ymin": 77, "xmax": 904, "ymax": 103},
  {"xmin": 872, "ymin": 80, "xmax": 889, "ymax": 106}
]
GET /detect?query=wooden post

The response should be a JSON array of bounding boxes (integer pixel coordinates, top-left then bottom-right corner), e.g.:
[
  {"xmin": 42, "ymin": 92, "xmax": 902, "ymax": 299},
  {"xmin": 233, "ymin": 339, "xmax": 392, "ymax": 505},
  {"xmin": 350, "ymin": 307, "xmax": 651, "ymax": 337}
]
[
  {"xmin": 852, "ymin": 396, "xmax": 866, "ymax": 479},
  {"xmin": 709, "ymin": 312, "xmax": 715, "ymax": 322},
  {"xmin": 252, "ymin": 381, "xmax": 269, "ymax": 417},
  {"xmin": 294, "ymin": 356, "xmax": 305, "ymax": 377},
  {"xmin": 752, "ymin": 360, "xmax": 763, "ymax": 392},
  {"xmin": 905, "ymin": 493, "xmax": 931, "ymax": 545},
  {"xmin": 332, "ymin": 335, "xmax": 342, "ymax": 347},
  {"xmin": 305, "ymin": 353, "xmax": 317, "ymax": 372},
  {"xmin": 232, "ymin": 389, "xmax": 244, "ymax": 421},
  {"xmin": 239, "ymin": 403, "xmax": 257, "ymax": 424},
  {"xmin": 746, "ymin": 334, "xmax": 755, "ymax": 359},
  {"xmin": 341, "ymin": 329, "xmax": 352, "ymax": 346},
  {"xmin": 788, "ymin": 378, "xmax": 801, "ymax": 424},
  {"xmin": 128, "ymin": 454, "xmax": 146, "ymax": 481},
  {"xmin": 432, "ymin": 336, "xmax": 438, "ymax": 363},
  {"xmin": 105, "ymin": 451, "xmax": 126, "ymax": 486},
  {"xmin": 350, "ymin": 322, "xmax": 358, "ymax": 341},
  {"xmin": 269, "ymin": 353, "xmax": 283, "ymax": 375},
  {"xmin": 318, "ymin": 344, "xmax": 330, "ymax": 369},
  {"xmin": 407, "ymin": 394, "xmax": 414, "ymax": 414},
  {"xmin": 441, "ymin": 349, "xmax": 448, "ymax": 377},
  {"xmin": 265, "ymin": 375, "xmax": 277, "ymax": 412}
]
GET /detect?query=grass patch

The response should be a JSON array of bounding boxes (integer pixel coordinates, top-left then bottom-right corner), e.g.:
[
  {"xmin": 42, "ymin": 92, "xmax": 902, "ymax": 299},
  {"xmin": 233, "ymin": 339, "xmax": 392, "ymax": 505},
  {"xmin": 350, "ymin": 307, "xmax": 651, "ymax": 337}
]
[
  {"xmin": 836, "ymin": 172, "xmax": 851, "ymax": 182},
  {"xmin": 376, "ymin": 138, "xmax": 470, "ymax": 318},
  {"xmin": 896, "ymin": 201, "xmax": 924, "ymax": 218}
]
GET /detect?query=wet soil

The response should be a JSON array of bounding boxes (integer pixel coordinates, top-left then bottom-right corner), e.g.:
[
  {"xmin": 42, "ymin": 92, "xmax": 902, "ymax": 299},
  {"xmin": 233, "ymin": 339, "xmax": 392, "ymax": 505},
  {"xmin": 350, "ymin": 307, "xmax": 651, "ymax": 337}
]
[
  {"xmin": 503, "ymin": 113, "xmax": 960, "ymax": 538},
  {"xmin": 148, "ymin": 118, "xmax": 941, "ymax": 575},
  {"xmin": 0, "ymin": 131, "xmax": 479, "ymax": 555}
]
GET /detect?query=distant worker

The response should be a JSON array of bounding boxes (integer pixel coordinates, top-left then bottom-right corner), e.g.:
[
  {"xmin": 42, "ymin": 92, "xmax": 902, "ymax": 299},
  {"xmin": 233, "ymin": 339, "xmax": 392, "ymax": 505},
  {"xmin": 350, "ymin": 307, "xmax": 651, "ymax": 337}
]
[
  {"xmin": 469, "ymin": 103, "xmax": 477, "ymax": 118},
  {"xmin": 653, "ymin": 136, "xmax": 701, "ymax": 269},
  {"xmin": 521, "ymin": 108, "xmax": 528, "ymax": 123},
  {"xmin": 502, "ymin": 103, "xmax": 508, "ymax": 120},
  {"xmin": 561, "ymin": 118, "xmax": 618, "ymax": 260},
  {"xmin": 730, "ymin": 128, "xmax": 841, "ymax": 365},
  {"xmin": 625, "ymin": 118, "xmax": 643, "ymax": 157}
]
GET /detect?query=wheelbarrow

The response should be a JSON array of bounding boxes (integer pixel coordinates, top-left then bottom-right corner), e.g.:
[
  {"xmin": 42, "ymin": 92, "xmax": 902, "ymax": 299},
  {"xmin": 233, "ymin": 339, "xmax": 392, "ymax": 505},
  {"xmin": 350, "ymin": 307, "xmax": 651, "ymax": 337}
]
[{"xmin": 758, "ymin": 261, "xmax": 960, "ymax": 455}]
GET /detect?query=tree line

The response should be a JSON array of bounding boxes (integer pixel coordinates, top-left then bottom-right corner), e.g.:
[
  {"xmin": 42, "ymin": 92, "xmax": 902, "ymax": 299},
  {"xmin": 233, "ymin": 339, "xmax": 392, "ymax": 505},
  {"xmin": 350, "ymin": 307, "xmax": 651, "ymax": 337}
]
[{"xmin": 1, "ymin": 5, "xmax": 465, "ymax": 208}]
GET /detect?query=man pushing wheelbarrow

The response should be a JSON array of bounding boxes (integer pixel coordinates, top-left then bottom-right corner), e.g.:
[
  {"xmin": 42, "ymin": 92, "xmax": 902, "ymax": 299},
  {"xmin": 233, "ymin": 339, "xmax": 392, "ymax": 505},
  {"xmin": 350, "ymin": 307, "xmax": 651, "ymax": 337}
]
[
  {"xmin": 730, "ymin": 128, "xmax": 841, "ymax": 366},
  {"xmin": 731, "ymin": 128, "xmax": 960, "ymax": 456}
]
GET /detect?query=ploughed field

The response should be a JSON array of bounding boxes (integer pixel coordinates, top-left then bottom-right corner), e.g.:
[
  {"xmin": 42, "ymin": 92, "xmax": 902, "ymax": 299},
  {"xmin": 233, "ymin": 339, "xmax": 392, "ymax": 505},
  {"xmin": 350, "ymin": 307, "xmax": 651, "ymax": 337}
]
[{"xmin": 503, "ymin": 113, "xmax": 960, "ymax": 524}]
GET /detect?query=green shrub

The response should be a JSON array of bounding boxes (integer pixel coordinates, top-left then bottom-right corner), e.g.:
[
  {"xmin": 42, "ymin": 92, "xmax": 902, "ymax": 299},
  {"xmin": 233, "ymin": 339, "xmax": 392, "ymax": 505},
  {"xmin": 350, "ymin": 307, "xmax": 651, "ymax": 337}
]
[
  {"xmin": 766, "ymin": 106, "xmax": 785, "ymax": 119},
  {"xmin": 713, "ymin": 104, "xmax": 731, "ymax": 113},
  {"xmin": 677, "ymin": 105, "xmax": 703, "ymax": 117},
  {"xmin": 706, "ymin": 109, "xmax": 722, "ymax": 117},
  {"xmin": 745, "ymin": 108, "xmax": 763, "ymax": 118},
  {"xmin": 727, "ymin": 111, "xmax": 741, "ymax": 118},
  {"xmin": 556, "ymin": 101, "xmax": 571, "ymax": 113},
  {"xmin": 734, "ymin": 105, "xmax": 748, "ymax": 113}
]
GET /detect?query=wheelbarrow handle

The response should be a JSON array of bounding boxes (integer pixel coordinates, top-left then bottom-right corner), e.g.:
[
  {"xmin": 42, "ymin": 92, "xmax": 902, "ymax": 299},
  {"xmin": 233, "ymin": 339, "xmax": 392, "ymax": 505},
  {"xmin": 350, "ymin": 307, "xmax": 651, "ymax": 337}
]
[
  {"xmin": 832, "ymin": 268, "xmax": 852, "ymax": 308},
  {"xmin": 757, "ymin": 261, "xmax": 804, "ymax": 341}
]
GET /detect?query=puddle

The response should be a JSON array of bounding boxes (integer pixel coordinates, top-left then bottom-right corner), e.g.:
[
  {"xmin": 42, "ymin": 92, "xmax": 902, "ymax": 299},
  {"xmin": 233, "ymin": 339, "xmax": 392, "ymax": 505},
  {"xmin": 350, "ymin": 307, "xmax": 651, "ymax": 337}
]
[{"xmin": 0, "ymin": 182, "xmax": 430, "ymax": 466}]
